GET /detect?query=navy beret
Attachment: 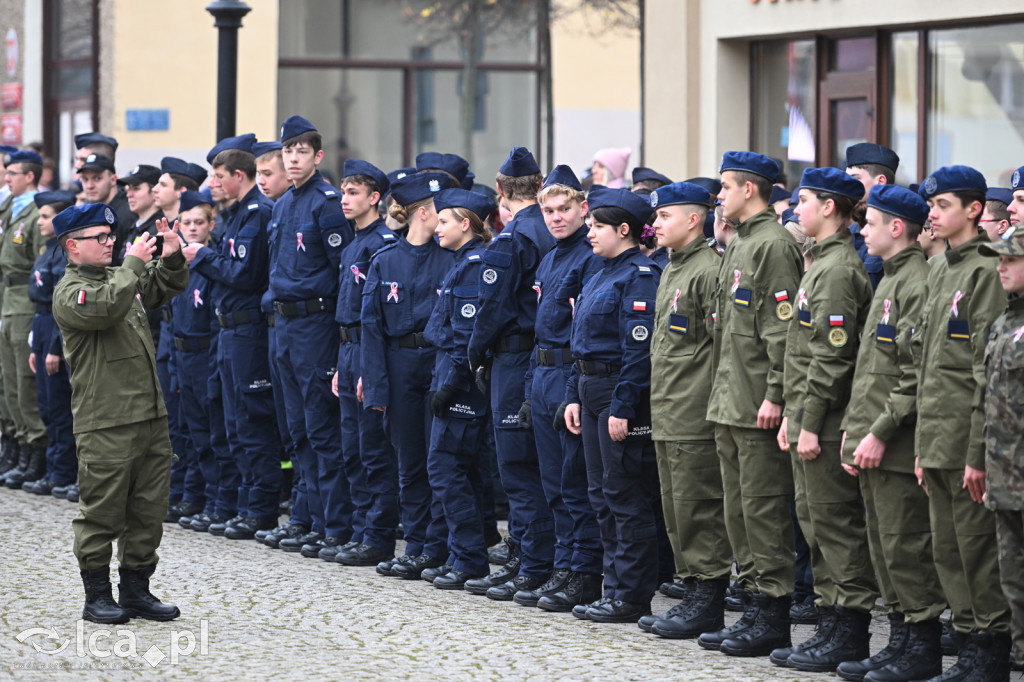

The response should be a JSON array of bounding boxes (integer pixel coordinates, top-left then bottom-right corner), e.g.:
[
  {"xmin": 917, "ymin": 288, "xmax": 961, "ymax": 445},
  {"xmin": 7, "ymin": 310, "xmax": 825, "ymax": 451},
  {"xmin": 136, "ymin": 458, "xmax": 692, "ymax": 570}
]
[
  {"xmin": 632, "ymin": 167, "xmax": 672, "ymax": 187},
  {"xmin": 52, "ymin": 203, "xmax": 117, "ymax": 238},
  {"xmin": 416, "ymin": 152, "xmax": 470, "ymax": 184},
  {"xmin": 868, "ymin": 184, "xmax": 930, "ymax": 225},
  {"xmin": 178, "ymin": 190, "xmax": 213, "ymax": 214},
  {"xmin": 34, "ymin": 190, "xmax": 77, "ymax": 209},
  {"xmin": 252, "ymin": 141, "xmax": 282, "ymax": 159},
  {"xmin": 390, "ymin": 171, "xmax": 451, "ymax": 207},
  {"xmin": 987, "ymin": 188, "xmax": 1013, "ymax": 206},
  {"xmin": 781, "ymin": 208, "xmax": 799, "ymax": 225},
  {"xmin": 461, "ymin": 171, "xmax": 475, "ymax": 191},
  {"xmin": 8, "ymin": 150, "xmax": 42, "ymax": 165},
  {"xmin": 919, "ymin": 165, "xmax": 987, "ymax": 200},
  {"xmin": 587, "ymin": 186, "xmax": 654, "ymax": 224},
  {"xmin": 343, "ymin": 159, "xmax": 390, "ymax": 195},
  {"xmin": 685, "ymin": 176, "xmax": 722, "ymax": 197},
  {"xmin": 117, "ymin": 164, "xmax": 161, "ymax": 186},
  {"xmin": 720, "ymin": 151, "xmax": 780, "ymax": 183},
  {"xmin": 845, "ymin": 143, "xmax": 899, "ymax": 173},
  {"xmin": 542, "ymin": 164, "xmax": 583, "ymax": 192},
  {"xmin": 498, "ymin": 147, "xmax": 540, "ymax": 177},
  {"xmin": 433, "ymin": 188, "xmax": 496, "ymax": 221},
  {"xmin": 79, "ymin": 153, "xmax": 116, "ymax": 174},
  {"xmin": 200, "ymin": 187, "xmax": 214, "ymax": 203},
  {"xmin": 280, "ymin": 115, "xmax": 317, "ymax": 143},
  {"xmin": 207, "ymin": 133, "xmax": 257, "ymax": 165},
  {"xmin": 161, "ymin": 157, "xmax": 189, "ymax": 176},
  {"xmin": 1011, "ymin": 166, "xmax": 1024, "ymax": 192},
  {"xmin": 769, "ymin": 185, "xmax": 792, "ymax": 204},
  {"xmin": 74, "ymin": 132, "xmax": 118, "ymax": 151},
  {"xmin": 799, "ymin": 167, "xmax": 866, "ymax": 201},
  {"xmin": 386, "ymin": 166, "xmax": 416, "ymax": 191},
  {"xmin": 185, "ymin": 163, "xmax": 208, "ymax": 186},
  {"xmin": 650, "ymin": 181, "xmax": 712, "ymax": 209},
  {"xmin": 0, "ymin": 144, "xmax": 17, "ymax": 156}
]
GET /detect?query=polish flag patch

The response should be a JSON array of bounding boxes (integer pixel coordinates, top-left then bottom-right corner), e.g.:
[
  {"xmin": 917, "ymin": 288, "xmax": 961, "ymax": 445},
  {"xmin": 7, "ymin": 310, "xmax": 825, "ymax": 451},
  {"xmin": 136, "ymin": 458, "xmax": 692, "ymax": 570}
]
[
  {"xmin": 77, "ymin": 291, "xmax": 86, "ymax": 305},
  {"xmin": 775, "ymin": 290, "xmax": 789, "ymax": 302},
  {"xmin": 632, "ymin": 301, "xmax": 646, "ymax": 311},
  {"xmin": 829, "ymin": 315, "xmax": 845, "ymax": 327}
]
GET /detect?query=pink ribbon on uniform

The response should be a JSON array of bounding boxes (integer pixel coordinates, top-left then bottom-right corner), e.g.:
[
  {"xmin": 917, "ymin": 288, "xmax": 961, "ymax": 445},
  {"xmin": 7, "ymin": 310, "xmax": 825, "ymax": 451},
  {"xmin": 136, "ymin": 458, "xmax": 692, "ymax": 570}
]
[
  {"xmin": 228, "ymin": 238, "xmax": 236, "ymax": 257},
  {"xmin": 296, "ymin": 232, "xmax": 306, "ymax": 251},
  {"xmin": 350, "ymin": 264, "xmax": 366, "ymax": 282},
  {"xmin": 672, "ymin": 288, "xmax": 681, "ymax": 313},
  {"xmin": 731, "ymin": 269, "xmax": 741, "ymax": 294},
  {"xmin": 193, "ymin": 289, "xmax": 203, "ymax": 308},
  {"xmin": 34, "ymin": 271, "xmax": 42, "ymax": 286},
  {"xmin": 533, "ymin": 284, "xmax": 542, "ymax": 302},
  {"xmin": 882, "ymin": 299, "xmax": 891, "ymax": 325},
  {"xmin": 951, "ymin": 290, "xmax": 963, "ymax": 317},
  {"xmin": 387, "ymin": 282, "xmax": 399, "ymax": 302}
]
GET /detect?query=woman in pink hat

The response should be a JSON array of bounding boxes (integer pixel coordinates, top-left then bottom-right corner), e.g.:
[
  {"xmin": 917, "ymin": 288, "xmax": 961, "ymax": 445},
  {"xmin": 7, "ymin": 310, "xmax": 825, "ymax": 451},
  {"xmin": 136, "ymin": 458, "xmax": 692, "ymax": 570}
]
[{"xmin": 591, "ymin": 147, "xmax": 631, "ymax": 189}]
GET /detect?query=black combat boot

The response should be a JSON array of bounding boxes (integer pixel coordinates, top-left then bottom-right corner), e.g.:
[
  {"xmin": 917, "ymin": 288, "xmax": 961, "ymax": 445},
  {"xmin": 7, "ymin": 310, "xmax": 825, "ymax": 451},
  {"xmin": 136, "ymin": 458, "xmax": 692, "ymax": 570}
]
[
  {"xmin": 513, "ymin": 568, "xmax": 571, "ymax": 607},
  {"xmin": 0, "ymin": 436, "xmax": 18, "ymax": 477},
  {"xmin": 837, "ymin": 613, "xmax": 908, "ymax": 681},
  {"xmin": 464, "ymin": 545, "xmax": 521, "ymax": 596},
  {"xmin": 771, "ymin": 605, "xmax": 837, "ymax": 666},
  {"xmin": 3, "ymin": 440, "xmax": 33, "ymax": 488},
  {"xmin": 958, "ymin": 632, "xmax": 1010, "ymax": 682},
  {"xmin": 942, "ymin": 619, "xmax": 968, "ymax": 656},
  {"xmin": 698, "ymin": 595, "xmax": 763, "ymax": 651},
  {"xmin": 81, "ymin": 567, "xmax": 129, "ymax": 624},
  {"xmin": 537, "ymin": 572, "xmax": 603, "ymax": 612},
  {"xmin": 865, "ymin": 618, "xmax": 943, "ymax": 682},
  {"xmin": 65, "ymin": 483, "xmax": 79, "ymax": 502},
  {"xmin": 650, "ymin": 578, "xmax": 727, "ymax": 639},
  {"xmin": 118, "ymin": 566, "xmax": 180, "ymax": 621},
  {"xmin": 720, "ymin": 593, "xmax": 792, "ymax": 657},
  {"xmin": 789, "ymin": 605, "xmax": 871, "ymax": 672},
  {"xmin": 923, "ymin": 625, "xmax": 979, "ymax": 682}
]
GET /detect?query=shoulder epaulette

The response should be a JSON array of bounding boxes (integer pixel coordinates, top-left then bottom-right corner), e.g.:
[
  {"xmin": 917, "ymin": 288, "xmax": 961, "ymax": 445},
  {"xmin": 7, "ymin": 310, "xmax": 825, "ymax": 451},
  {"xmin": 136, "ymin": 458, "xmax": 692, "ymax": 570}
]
[
  {"xmin": 467, "ymin": 254, "xmax": 482, "ymax": 261},
  {"xmin": 637, "ymin": 264, "xmax": 654, "ymax": 275},
  {"xmin": 496, "ymin": 232, "xmax": 512, "ymax": 241},
  {"xmin": 317, "ymin": 185, "xmax": 338, "ymax": 197},
  {"xmin": 370, "ymin": 241, "xmax": 398, "ymax": 259},
  {"xmin": 246, "ymin": 202, "xmax": 260, "ymax": 211}
]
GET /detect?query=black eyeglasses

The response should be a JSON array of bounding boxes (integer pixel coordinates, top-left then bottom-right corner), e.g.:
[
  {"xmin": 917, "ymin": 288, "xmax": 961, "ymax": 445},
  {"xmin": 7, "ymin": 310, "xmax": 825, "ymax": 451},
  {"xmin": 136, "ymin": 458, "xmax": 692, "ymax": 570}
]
[{"xmin": 74, "ymin": 232, "xmax": 112, "ymax": 245}]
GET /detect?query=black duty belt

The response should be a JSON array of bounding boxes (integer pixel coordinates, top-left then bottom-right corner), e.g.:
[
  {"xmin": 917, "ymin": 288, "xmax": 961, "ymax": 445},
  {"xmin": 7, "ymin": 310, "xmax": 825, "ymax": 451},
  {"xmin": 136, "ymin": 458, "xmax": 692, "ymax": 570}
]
[
  {"xmin": 576, "ymin": 359, "xmax": 621, "ymax": 376},
  {"xmin": 536, "ymin": 347, "xmax": 572, "ymax": 366},
  {"xmin": 339, "ymin": 325, "xmax": 362, "ymax": 344},
  {"xmin": 274, "ymin": 297, "xmax": 334, "ymax": 318},
  {"xmin": 3, "ymin": 274, "xmax": 28, "ymax": 287},
  {"xmin": 34, "ymin": 302, "xmax": 52, "ymax": 314},
  {"xmin": 266, "ymin": 312, "xmax": 276, "ymax": 327},
  {"xmin": 216, "ymin": 308, "xmax": 263, "ymax": 328},
  {"xmin": 174, "ymin": 336, "xmax": 212, "ymax": 353},
  {"xmin": 493, "ymin": 332, "xmax": 534, "ymax": 354},
  {"xmin": 389, "ymin": 332, "xmax": 430, "ymax": 349}
]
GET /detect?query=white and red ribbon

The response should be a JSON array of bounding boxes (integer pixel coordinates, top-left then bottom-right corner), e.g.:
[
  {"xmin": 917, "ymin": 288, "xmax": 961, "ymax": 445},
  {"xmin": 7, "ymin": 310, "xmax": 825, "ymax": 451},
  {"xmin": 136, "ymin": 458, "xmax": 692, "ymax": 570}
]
[
  {"xmin": 1014, "ymin": 325, "xmax": 1024, "ymax": 343},
  {"xmin": 228, "ymin": 238, "xmax": 236, "ymax": 257},
  {"xmin": 672, "ymin": 288, "xmax": 681, "ymax": 313},
  {"xmin": 193, "ymin": 289, "xmax": 204, "ymax": 308},
  {"xmin": 387, "ymin": 282, "xmax": 399, "ymax": 302},
  {"xmin": 882, "ymin": 299, "xmax": 891, "ymax": 325},
  {"xmin": 951, "ymin": 290, "xmax": 963, "ymax": 317},
  {"xmin": 296, "ymin": 232, "xmax": 306, "ymax": 252},
  {"xmin": 731, "ymin": 269, "xmax": 741, "ymax": 294},
  {"xmin": 533, "ymin": 284, "xmax": 542, "ymax": 303},
  {"xmin": 350, "ymin": 264, "xmax": 365, "ymax": 282}
]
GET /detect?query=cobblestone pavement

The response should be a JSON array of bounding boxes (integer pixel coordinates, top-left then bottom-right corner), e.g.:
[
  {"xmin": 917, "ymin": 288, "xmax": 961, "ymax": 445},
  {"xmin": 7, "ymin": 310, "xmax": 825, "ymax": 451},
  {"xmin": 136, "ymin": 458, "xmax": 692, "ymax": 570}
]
[{"xmin": 1, "ymin": 487, "xmax": 935, "ymax": 680}]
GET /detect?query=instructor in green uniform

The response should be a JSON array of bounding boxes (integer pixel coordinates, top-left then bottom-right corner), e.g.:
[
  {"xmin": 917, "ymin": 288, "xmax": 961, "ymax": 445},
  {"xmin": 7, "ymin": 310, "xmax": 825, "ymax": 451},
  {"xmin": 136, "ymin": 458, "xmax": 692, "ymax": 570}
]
[{"xmin": 52, "ymin": 203, "xmax": 188, "ymax": 624}]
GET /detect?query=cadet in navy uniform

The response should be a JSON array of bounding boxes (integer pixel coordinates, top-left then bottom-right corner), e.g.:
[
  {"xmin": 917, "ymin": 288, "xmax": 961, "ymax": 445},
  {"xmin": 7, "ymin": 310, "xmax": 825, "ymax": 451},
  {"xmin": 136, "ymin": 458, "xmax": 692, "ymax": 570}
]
[
  {"xmin": 563, "ymin": 186, "xmax": 662, "ymax": 623},
  {"xmin": 361, "ymin": 172, "xmax": 455, "ymax": 579},
  {"xmin": 422, "ymin": 188, "xmax": 496, "ymax": 588},
  {"xmin": 170, "ymin": 192, "xmax": 236, "ymax": 533},
  {"xmin": 466, "ymin": 147, "xmax": 557, "ymax": 601},
  {"xmin": 22, "ymin": 190, "xmax": 76, "ymax": 496},
  {"xmin": 269, "ymin": 116, "xmax": 353, "ymax": 555},
  {"xmin": 183, "ymin": 134, "xmax": 280, "ymax": 540},
  {"xmin": 517, "ymin": 165, "xmax": 605, "ymax": 611},
  {"xmin": 330, "ymin": 159, "xmax": 399, "ymax": 566},
  {"xmin": 844, "ymin": 143, "xmax": 899, "ymax": 289}
]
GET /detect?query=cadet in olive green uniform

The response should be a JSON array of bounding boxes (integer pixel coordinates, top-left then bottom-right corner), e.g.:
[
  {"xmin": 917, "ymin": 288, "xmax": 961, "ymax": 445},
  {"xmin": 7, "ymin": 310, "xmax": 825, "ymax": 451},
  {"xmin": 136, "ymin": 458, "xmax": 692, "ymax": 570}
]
[
  {"xmin": 0, "ymin": 150, "xmax": 49, "ymax": 488},
  {"xmin": 771, "ymin": 168, "xmax": 874, "ymax": 673},
  {"xmin": 700, "ymin": 152, "xmax": 803, "ymax": 658},
  {"xmin": 835, "ymin": 185, "xmax": 947, "ymax": 682},
  {"xmin": 979, "ymin": 217, "xmax": 1024, "ymax": 673},
  {"xmin": 642, "ymin": 182, "xmax": 731, "ymax": 640},
  {"xmin": 52, "ymin": 204, "xmax": 188, "ymax": 625},
  {"xmin": 914, "ymin": 166, "xmax": 1011, "ymax": 680}
]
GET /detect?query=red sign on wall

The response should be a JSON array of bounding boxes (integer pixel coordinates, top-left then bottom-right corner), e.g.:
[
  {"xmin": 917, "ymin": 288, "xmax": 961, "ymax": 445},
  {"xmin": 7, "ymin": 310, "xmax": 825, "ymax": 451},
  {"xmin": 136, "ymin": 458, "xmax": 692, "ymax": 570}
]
[
  {"xmin": 1, "ymin": 82, "xmax": 21, "ymax": 110},
  {"xmin": 1, "ymin": 113, "xmax": 21, "ymax": 145}
]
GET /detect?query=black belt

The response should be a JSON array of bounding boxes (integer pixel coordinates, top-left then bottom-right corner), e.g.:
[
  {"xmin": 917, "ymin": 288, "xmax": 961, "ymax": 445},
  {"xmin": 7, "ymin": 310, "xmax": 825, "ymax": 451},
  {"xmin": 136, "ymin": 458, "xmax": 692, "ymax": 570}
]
[
  {"xmin": 389, "ymin": 332, "xmax": 430, "ymax": 349},
  {"xmin": 174, "ymin": 336, "xmax": 212, "ymax": 352},
  {"xmin": 216, "ymin": 308, "xmax": 263, "ymax": 328},
  {"xmin": 536, "ymin": 347, "xmax": 572, "ymax": 366},
  {"xmin": 274, "ymin": 297, "xmax": 334, "ymax": 318},
  {"xmin": 493, "ymin": 332, "xmax": 534, "ymax": 354},
  {"xmin": 339, "ymin": 325, "xmax": 362, "ymax": 344},
  {"xmin": 266, "ymin": 312, "xmax": 276, "ymax": 327},
  {"xmin": 3, "ymin": 274, "xmax": 28, "ymax": 286},
  {"xmin": 34, "ymin": 302, "xmax": 52, "ymax": 314},
  {"xmin": 576, "ymin": 359, "xmax": 621, "ymax": 376}
]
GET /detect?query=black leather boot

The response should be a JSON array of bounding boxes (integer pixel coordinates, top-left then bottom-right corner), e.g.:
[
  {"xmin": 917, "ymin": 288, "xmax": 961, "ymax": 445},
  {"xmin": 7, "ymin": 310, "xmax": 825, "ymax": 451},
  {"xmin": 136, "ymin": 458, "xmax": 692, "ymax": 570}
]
[
  {"xmin": 650, "ymin": 578, "xmax": 727, "ymax": 639},
  {"xmin": 8, "ymin": 443, "xmax": 46, "ymax": 488},
  {"xmin": 698, "ymin": 596, "xmax": 762, "ymax": 651},
  {"xmin": 464, "ymin": 546, "xmax": 521, "ymax": 596},
  {"xmin": 3, "ymin": 440, "xmax": 32, "ymax": 488},
  {"xmin": 789, "ymin": 605, "xmax": 871, "ymax": 672},
  {"xmin": 771, "ymin": 605, "xmax": 838, "ymax": 667},
  {"xmin": 81, "ymin": 567, "xmax": 129, "ymax": 624},
  {"xmin": 720, "ymin": 593, "xmax": 792, "ymax": 657},
  {"xmin": 957, "ymin": 632, "xmax": 1010, "ymax": 682},
  {"xmin": 0, "ymin": 436, "xmax": 18, "ymax": 477},
  {"xmin": 514, "ymin": 568, "xmax": 571, "ymax": 607},
  {"xmin": 918, "ymin": 624, "xmax": 978, "ymax": 682},
  {"xmin": 537, "ymin": 572, "xmax": 603, "ymax": 612},
  {"xmin": 118, "ymin": 566, "xmax": 180, "ymax": 621},
  {"xmin": 837, "ymin": 613, "xmax": 908, "ymax": 681},
  {"xmin": 865, "ymin": 618, "xmax": 943, "ymax": 682},
  {"xmin": 942, "ymin": 619, "xmax": 968, "ymax": 656}
]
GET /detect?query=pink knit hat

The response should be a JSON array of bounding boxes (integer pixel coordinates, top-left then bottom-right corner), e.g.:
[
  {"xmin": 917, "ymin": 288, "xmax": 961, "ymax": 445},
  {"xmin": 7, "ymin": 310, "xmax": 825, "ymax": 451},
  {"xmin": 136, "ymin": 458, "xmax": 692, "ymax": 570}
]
[{"xmin": 593, "ymin": 147, "xmax": 632, "ymax": 186}]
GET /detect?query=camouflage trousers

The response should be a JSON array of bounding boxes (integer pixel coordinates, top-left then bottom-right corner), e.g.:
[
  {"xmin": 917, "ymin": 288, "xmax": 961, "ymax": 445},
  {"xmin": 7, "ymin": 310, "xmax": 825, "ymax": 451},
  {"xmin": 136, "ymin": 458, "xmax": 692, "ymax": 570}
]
[{"xmin": 994, "ymin": 510, "xmax": 1024, "ymax": 659}]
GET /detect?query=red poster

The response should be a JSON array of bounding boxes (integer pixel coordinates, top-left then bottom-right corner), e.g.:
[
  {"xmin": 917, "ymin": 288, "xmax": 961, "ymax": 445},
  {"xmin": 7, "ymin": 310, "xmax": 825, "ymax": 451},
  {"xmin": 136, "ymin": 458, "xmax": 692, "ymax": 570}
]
[
  {"xmin": 1, "ymin": 113, "xmax": 21, "ymax": 145},
  {"xmin": 1, "ymin": 82, "xmax": 21, "ymax": 110}
]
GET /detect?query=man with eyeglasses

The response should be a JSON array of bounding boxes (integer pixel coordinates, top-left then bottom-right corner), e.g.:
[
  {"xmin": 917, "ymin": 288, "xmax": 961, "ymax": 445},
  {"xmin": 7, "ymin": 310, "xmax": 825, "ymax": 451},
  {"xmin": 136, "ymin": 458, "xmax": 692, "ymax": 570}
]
[{"xmin": 52, "ymin": 203, "xmax": 188, "ymax": 624}]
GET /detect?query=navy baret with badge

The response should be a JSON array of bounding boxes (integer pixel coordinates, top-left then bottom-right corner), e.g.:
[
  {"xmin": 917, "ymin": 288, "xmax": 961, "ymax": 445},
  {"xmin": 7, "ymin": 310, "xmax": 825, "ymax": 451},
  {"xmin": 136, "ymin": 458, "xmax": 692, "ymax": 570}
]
[
  {"xmin": 867, "ymin": 184, "xmax": 929, "ymax": 226},
  {"xmin": 719, "ymin": 151, "xmax": 780, "ymax": 183},
  {"xmin": 206, "ymin": 133, "xmax": 257, "ymax": 165},
  {"xmin": 52, "ymin": 203, "xmax": 117, "ymax": 238},
  {"xmin": 542, "ymin": 164, "xmax": 583, "ymax": 191},
  {"xmin": 650, "ymin": 181, "xmax": 712, "ymax": 209},
  {"xmin": 416, "ymin": 152, "xmax": 470, "ymax": 184},
  {"xmin": 279, "ymin": 115, "xmax": 317, "ymax": 143},
  {"xmin": 79, "ymin": 153, "xmax": 115, "ymax": 174},
  {"xmin": 498, "ymin": 146, "xmax": 541, "ymax": 177},
  {"xmin": 389, "ymin": 171, "xmax": 451, "ymax": 207},
  {"xmin": 433, "ymin": 188, "xmax": 496, "ymax": 221},
  {"xmin": 1011, "ymin": 166, "xmax": 1024, "ymax": 192},
  {"xmin": 117, "ymin": 164, "xmax": 161, "ymax": 187},
  {"xmin": 799, "ymin": 167, "xmax": 865, "ymax": 201},
  {"xmin": 34, "ymin": 190, "xmax": 77, "ymax": 209},
  {"xmin": 342, "ymin": 159, "xmax": 390, "ymax": 195},
  {"xmin": 252, "ymin": 141, "xmax": 282, "ymax": 159},
  {"xmin": 919, "ymin": 165, "xmax": 987, "ymax": 200},
  {"xmin": 587, "ymin": 186, "xmax": 654, "ymax": 224},
  {"xmin": 8, "ymin": 150, "xmax": 42, "ymax": 166},
  {"xmin": 178, "ymin": 190, "xmax": 213, "ymax": 214},
  {"xmin": 845, "ymin": 142, "xmax": 900, "ymax": 173}
]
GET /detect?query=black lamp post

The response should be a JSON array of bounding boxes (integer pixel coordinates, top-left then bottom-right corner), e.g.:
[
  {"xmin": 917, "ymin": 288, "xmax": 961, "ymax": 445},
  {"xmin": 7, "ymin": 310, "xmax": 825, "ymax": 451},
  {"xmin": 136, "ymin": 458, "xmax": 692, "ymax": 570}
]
[{"xmin": 206, "ymin": 0, "xmax": 252, "ymax": 142}]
